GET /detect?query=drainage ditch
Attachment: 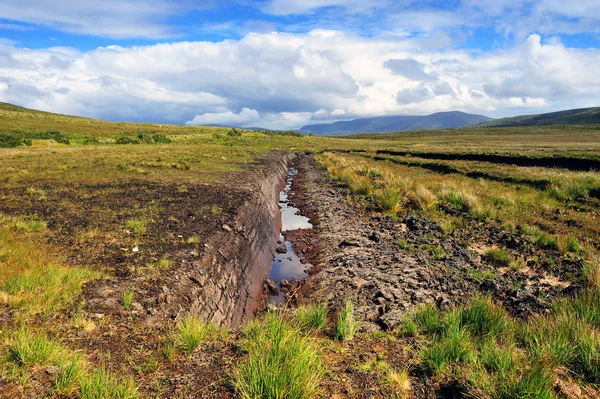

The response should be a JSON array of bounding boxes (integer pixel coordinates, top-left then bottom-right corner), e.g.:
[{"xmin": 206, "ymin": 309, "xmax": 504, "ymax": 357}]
[{"xmin": 268, "ymin": 166, "xmax": 313, "ymax": 304}]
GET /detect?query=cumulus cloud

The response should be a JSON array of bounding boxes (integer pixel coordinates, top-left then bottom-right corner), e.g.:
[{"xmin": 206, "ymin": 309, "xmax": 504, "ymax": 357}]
[
  {"xmin": 0, "ymin": 32, "xmax": 599, "ymax": 128},
  {"xmin": 384, "ymin": 58, "xmax": 437, "ymax": 81},
  {"xmin": 186, "ymin": 108, "xmax": 260, "ymax": 126}
]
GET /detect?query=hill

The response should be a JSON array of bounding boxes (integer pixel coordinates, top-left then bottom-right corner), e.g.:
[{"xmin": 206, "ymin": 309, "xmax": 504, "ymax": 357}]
[
  {"xmin": 300, "ymin": 111, "xmax": 493, "ymax": 136},
  {"xmin": 476, "ymin": 107, "xmax": 600, "ymax": 127}
]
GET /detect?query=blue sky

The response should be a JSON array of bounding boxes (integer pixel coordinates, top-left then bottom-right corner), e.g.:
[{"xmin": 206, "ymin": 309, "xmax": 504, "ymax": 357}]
[{"xmin": 0, "ymin": 0, "xmax": 599, "ymax": 128}]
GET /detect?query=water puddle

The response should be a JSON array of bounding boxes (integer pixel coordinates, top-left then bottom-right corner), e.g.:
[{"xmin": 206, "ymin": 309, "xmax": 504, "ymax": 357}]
[{"xmin": 269, "ymin": 167, "xmax": 313, "ymax": 304}]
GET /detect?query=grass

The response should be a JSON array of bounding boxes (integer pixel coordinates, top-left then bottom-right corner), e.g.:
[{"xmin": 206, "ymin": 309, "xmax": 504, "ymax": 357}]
[
  {"xmin": 377, "ymin": 188, "xmax": 403, "ymax": 214},
  {"xmin": 483, "ymin": 248, "xmax": 512, "ymax": 267},
  {"xmin": 126, "ymin": 219, "xmax": 147, "ymax": 235},
  {"xmin": 334, "ymin": 301, "xmax": 358, "ymax": 341},
  {"xmin": 0, "ymin": 224, "xmax": 100, "ymax": 318},
  {"xmin": 233, "ymin": 312, "xmax": 324, "ymax": 399},
  {"xmin": 398, "ymin": 292, "xmax": 600, "ymax": 396},
  {"xmin": 2, "ymin": 103, "xmax": 600, "ymax": 396},
  {"xmin": 80, "ymin": 368, "xmax": 139, "ymax": 399},
  {"xmin": 176, "ymin": 316, "xmax": 225, "ymax": 354},
  {"xmin": 295, "ymin": 304, "xmax": 327, "ymax": 333},
  {"xmin": 122, "ymin": 287, "xmax": 134, "ymax": 310},
  {"xmin": 4, "ymin": 329, "xmax": 138, "ymax": 398}
]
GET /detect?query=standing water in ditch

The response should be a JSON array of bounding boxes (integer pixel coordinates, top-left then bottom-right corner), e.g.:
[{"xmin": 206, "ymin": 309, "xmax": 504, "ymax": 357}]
[{"xmin": 269, "ymin": 167, "xmax": 313, "ymax": 304}]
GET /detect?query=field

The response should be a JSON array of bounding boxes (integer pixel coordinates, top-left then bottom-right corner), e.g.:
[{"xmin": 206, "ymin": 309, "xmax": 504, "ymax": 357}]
[{"xmin": 1, "ymin": 102, "xmax": 600, "ymax": 398}]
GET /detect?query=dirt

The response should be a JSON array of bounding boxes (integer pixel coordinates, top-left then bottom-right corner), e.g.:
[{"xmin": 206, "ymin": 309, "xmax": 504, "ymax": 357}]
[{"xmin": 286, "ymin": 154, "xmax": 579, "ymax": 329}]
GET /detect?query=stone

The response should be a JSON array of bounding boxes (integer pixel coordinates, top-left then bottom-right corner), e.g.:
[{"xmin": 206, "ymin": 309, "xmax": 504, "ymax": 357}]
[
  {"xmin": 368, "ymin": 232, "xmax": 381, "ymax": 242},
  {"xmin": 339, "ymin": 240, "xmax": 361, "ymax": 247},
  {"xmin": 45, "ymin": 366, "xmax": 61, "ymax": 376},
  {"xmin": 379, "ymin": 310, "xmax": 404, "ymax": 330},
  {"xmin": 264, "ymin": 279, "xmax": 279, "ymax": 296},
  {"xmin": 276, "ymin": 245, "xmax": 287, "ymax": 254}
]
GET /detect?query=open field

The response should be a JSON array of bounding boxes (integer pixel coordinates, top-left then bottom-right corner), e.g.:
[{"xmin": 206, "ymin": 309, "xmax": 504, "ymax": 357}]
[{"xmin": 1, "ymin": 104, "xmax": 600, "ymax": 398}]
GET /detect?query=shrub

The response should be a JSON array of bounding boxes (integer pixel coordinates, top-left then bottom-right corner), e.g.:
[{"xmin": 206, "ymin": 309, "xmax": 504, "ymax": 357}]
[
  {"xmin": 227, "ymin": 128, "xmax": 242, "ymax": 137},
  {"xmin": 233, "ymin": 312, "xmax": 324, "ymax": 399},
  {"xmin": 295, "ymin": 304, "xmax": 327, "ymax": 333},
  {"xmin": 151, "ymin": 134, "xmax": 172, "ymax": 143},
  {"xmin": 0, "ymin": 134, "xmax": 25, "ymax": 148},
  {"xmin": 335, "ymin": 301, "xmax": 358, "ymax": 341},
  {"xmin": 115, "ymin": 136, "xmax": 141, "ymax": 144}
]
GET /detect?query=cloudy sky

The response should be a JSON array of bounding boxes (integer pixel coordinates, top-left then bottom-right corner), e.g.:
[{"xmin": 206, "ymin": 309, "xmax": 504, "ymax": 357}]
[{"xmin": 0, "ymin": 0, "xmax": 599, "ymax": 129}]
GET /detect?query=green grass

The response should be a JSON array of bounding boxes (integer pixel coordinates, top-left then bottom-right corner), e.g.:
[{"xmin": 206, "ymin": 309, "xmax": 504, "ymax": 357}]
[
  {"xmin": 442, "ymin": 190, "xmax": 477, "ymax": 213},
  {"xmin": 377, "ymin": 188, "xmax": 403, "ymax": 214},
  {"xmin": 177, "ymin": 316, "xmax": 224, "ymax": 354},
  {"xmin": 80, "ymin": 368, "xmax": 139, "ymax": 399},
  {"xmin": 295, "ymin": 304, "xmax": 327, "ymax": 333},
  {"xmin": 233, "ymin": 312, "xmax": 324, "ymax": 399},
  {"xmin": 126, "ymin": 219, "xmax": 147, "ymax": 235},
  {"xmin": 8, "ymin": 331, "xmax": 61, "ymax": 366},
  {"xmin": 334, "ymin": 301, "xmax": 358, "ymax": 341},
  {"xmin": 55, "ymin": 356, "xmax": 87, "ymax": 395},
  {"xmin": 122, "ymin": 287, "xmax": 134, "ymax": 310},
  {"xmin": 411, "ymin": 304, "xmax": 442, "ymax": 335},
  {"xmin": 483, "ymin": 248, "xmax": 512, "ymax": 267},
  {"xmin": 4, "ymin": 329, "xmax": 138, "ymax": 398}
]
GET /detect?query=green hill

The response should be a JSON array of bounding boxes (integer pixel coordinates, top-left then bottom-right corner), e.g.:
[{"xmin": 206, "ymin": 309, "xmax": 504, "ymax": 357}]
[{"xmin": 476, "ymin": 107, "xmax": 600, "ymax": 127}]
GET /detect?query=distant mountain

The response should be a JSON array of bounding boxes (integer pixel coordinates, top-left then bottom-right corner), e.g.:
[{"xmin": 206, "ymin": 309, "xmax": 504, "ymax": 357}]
[
  {"xmin": 476, "ymin": 107, "xmax": 600, "ymax": 128},
  {"xmin": 300, "ymin": 111, "xmax": 494, "ymax": 136}
]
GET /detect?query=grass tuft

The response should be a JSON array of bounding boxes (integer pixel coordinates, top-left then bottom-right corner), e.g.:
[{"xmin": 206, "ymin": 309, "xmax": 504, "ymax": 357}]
[
  {"xmin": 334, "ymin": 301, "xmax": 358, "ymax": 341},
  {"xmin": 126, "ymin": 219, "xmax": 146, "ymax": 235},
  {"xmin": 233, "ymin": 312, "xmax": 324, "ymax": 399},
  {"xmin": 80, "ymin": 367, "xmax": 139, "ymax": 399},
  {"xmin": 483, "ymin": 248, "xmax": 512, "ymax": 267},
  {"xmin": 295, "ymin": 304, "xmax": 327, "ymax": 333},
  {"xmin": 122, "ymin": 287, "xmax": 134, "ymax": 310},
  {"xmin": 177, "ymin": 316, "xmax": 224, "ymax": 354},
  {"xmin": 377, "ymin": 188, "xmax": 402, "ymax": 214}
]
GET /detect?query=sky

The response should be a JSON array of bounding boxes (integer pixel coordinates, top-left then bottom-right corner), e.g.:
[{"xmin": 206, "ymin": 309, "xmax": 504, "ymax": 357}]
[{"xmin": 0, "ymin": 0, "xmax": 599, "ymax": 129}]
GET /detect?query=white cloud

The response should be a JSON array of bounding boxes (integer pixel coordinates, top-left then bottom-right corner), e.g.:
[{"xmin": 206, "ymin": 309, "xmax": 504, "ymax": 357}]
[
  {"xmin": 0, "ymin": 32, "xmax": 599, "ymax": 128},
  {"xmin": 186, "ymin": 108, "xmax": 260, "ymax": 126}
]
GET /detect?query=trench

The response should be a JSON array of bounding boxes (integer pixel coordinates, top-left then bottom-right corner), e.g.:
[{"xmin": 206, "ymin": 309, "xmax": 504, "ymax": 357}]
[{"xmin": 267, "ymin": 166, "xmax": 313, "ymax": 304}]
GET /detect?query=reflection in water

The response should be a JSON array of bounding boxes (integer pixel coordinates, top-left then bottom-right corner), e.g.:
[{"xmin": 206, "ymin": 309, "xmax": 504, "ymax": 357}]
[{"xmin": 269, "ymin": 167, "xmax": 313, "ymax": 304}]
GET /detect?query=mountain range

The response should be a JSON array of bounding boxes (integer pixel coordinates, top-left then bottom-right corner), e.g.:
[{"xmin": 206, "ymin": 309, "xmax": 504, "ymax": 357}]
[
  {"xmin": 474, "ymin": 107, "xmax": 600, "ymax": 128},
  {"xmin": 300, "ymin": 111, "xmax": 493, "ymax": 136}
]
